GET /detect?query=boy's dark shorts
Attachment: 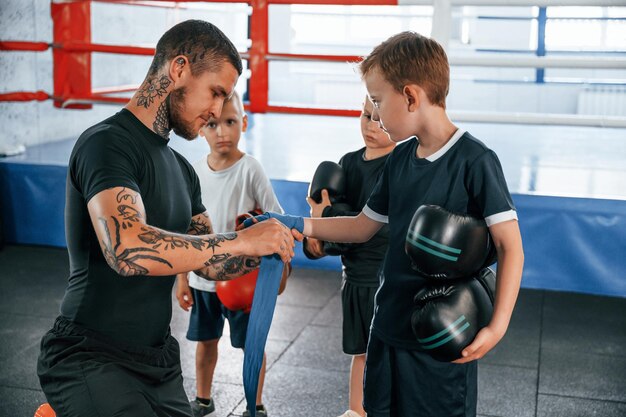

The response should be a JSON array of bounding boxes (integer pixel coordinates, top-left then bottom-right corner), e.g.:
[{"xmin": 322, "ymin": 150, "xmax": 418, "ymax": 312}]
[
  {"xmin": 186, "ymin": 288, "xmax": 249, "ymax": 348},
  {"xmin": 341, "ymin": 280, "xmax": 376, "ymax": 355},
  {"xmin": 37, "ymin": 316, "xmax": 191, "ymax": 417},
  {"xmin": 363, "ymin": 332, "xmax": 478, "ymax": 417}
]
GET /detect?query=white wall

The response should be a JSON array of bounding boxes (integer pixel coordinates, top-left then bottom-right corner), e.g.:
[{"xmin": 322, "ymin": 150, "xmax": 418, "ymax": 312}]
[
  {"xmin": 0, "ymin": 2, "xmax": 623, "ymax": 150},
  {"xmin": 0, "ymin": 1, "xmax": 249, "ymax": 150}
]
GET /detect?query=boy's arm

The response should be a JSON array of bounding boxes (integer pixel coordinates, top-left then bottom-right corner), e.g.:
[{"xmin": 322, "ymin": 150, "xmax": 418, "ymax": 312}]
[
  {"xmin": 453, "ymin": 219, "xmax": 524, "ymax": 364},
  {"xmin": 303, "ymin": 211, "xmax": 383, "ymax": 243},
  {"xmin": 87, "ymin": 187, "xmax": 296, "ymax": 277}
]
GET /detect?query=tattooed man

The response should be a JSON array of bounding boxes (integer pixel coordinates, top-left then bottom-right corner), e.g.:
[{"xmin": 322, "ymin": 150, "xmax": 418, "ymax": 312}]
[{"xmin": 37, "ymin": 20, "xmax": 297, "ymax": 417}]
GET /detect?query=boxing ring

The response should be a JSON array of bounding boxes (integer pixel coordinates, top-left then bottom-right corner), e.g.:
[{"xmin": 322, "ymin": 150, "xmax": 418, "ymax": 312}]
[{"xmin": 1, "ymin": 0, "xmax": 625, "ymax": 297}]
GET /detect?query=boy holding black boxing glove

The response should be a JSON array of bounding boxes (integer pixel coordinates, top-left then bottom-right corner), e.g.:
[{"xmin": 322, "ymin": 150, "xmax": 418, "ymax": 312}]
[
  {"xmin": 305, "ymin": 97, "xmax": 395, "ymax": 417},
  {"xmin": 251, "ymin": 32, "xmax": 524, "ymax": 417}
]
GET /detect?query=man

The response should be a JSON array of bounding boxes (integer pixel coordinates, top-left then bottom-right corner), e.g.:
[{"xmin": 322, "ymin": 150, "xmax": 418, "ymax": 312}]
[{"xmin": 37, "ymin": 20, "xmax": 296, "ymax": 417}]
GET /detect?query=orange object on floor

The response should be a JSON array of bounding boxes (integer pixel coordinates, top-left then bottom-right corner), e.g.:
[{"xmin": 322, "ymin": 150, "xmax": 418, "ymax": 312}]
[{"xmin": 34, "ymin": 403, "xmax": 56, "ymax": 417}]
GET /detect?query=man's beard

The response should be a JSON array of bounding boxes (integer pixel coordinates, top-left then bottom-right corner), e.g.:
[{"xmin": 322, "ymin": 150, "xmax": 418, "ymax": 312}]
[{"xmin": 168, "ymin": 87, "xmax": 199, "ymax": 141}]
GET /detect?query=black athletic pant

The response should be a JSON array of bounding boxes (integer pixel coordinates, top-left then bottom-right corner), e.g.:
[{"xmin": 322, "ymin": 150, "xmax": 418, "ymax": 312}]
[{"xmin": 38, "ymin": 316, "xmax": 191, "ymax": 417}]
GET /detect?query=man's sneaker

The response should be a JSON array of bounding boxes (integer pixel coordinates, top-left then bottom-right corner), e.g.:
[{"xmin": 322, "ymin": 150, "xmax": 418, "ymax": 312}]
[
  {"xmin": 242, "ymin": 404, "xmax": 268, "ymax": 417},
  {"xmin": 190, "ymin": 398, "xmax": 215, "ymax": 417},
  {"xmin": 337, "ymin": 411, "xmax": 362, "ymax": 417}
]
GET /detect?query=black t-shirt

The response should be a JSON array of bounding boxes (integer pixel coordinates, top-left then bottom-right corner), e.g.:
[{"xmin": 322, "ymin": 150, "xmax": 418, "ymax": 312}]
[
  {"xmin": 322, "ymin": 147, "xmax": 390, "ymax": 287},
  {"xmin": 364, "ymin": 131, "xmax": 517, "ymax": 349},
  {"xmin": 61, "ymin": 109, "xmax": 205, "ymax": 347}
]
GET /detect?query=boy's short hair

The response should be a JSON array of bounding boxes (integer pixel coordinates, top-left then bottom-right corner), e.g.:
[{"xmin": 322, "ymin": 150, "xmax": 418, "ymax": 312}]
[
  {"xmin": 226, "ymin": 90, "xmax": 245, "ymax": 115},
  {"xmin": 360, "ymin": 32, "xmax": 449, "ymax": 109}
]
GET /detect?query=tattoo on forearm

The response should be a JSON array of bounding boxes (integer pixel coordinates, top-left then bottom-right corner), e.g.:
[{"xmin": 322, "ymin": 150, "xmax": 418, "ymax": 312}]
[
  {"xmin": 138, "ymin": 228, "xmax": 236, "ymax": 253},
  {"xmin": 203, "ymin": 232, "xmax": 237, "ymax": 252},
  {"xmin": 139, "ymin": 227, "xmax": 205, "ymax": 251},
  {"xmin": 199, "ymin": 255, "xmax": 260, "ymax": 281},
  {"xmin": 245, "ymin": 257, "xmax": 261, "ymax": 269},
  {"xmin": 99, "ymin": 216, "xmax": 173, "ymax": 276},
  {"xmin": 188, "ymin": 217, "xmax": 212, "ymax": 235},
  {"xmin": 215, "ymin": 257, "xmax": 245, "ymax": 281},
  {"xmin": 204, "ymin": 253, "xmax": 231, "ymax": 267},
  {"xmin": 136, "ymin": 75, "xmax": 171, "ymax": 109}
]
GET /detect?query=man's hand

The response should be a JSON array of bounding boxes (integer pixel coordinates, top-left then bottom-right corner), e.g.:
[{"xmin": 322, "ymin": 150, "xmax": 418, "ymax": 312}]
[
  {"xmin": 306, "ymin": 189, "xmax": 331, "ymax": 218},
  {"xmin": 237, "ymin": 218, "xmax": 297, "ymax": 263},
  {"xmin": 175, "ymin": 273, "xmax": 194, "ymax": 311}
]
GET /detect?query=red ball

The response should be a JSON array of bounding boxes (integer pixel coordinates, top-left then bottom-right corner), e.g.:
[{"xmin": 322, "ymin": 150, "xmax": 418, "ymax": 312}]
[
  {"xmin": 216, "ymin": 269, "xmax": 259, "ymax": 313},
  {"xmin": 34, "ymin": 403, "xmax": 56, "ymax": 417}
]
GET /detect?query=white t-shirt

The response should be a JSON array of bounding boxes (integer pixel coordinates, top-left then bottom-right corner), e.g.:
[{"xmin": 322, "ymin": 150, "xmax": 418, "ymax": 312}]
[{"xmin": 188, "ymin": 153, "xmax": 283, "ymax": 291}]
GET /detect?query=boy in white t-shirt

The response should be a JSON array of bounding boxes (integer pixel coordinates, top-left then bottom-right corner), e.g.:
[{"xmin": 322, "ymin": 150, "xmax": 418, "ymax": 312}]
[{"xmin": 176, "ymin": 91, "xmax": 283, "ymax": 417}]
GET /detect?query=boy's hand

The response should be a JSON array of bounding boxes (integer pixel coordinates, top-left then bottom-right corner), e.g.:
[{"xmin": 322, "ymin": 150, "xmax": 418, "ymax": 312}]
[
  {"xmin": 303, "ymin": 237, "xmax": 325, "ymax": 259},
  {"xmin": 452, "ymin": 325, "xmax": 505, "ymax": 364},
  {"xmin": 306, "ymin": 189, "xmax": 331, "ymax": 218},
  {"xmin": 175, "ymin": 274, "xmax": 194, "ymax": 311}
]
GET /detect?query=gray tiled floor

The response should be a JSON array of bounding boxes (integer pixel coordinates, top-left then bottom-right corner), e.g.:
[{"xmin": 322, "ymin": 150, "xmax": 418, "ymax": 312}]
[{"xmin": 1, "ymin": 245, "xmax": 625, "ymax": 417}]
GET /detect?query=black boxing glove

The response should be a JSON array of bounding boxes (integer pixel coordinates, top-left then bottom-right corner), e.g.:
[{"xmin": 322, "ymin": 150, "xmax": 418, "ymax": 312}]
[
  {"xmin": 405, "ymin": 205, "xmax": 494, "ymax": 280},
  {"xmin": 308, "ymin": 161, "xmax": 346, "ymax": 204},
  {"xmin": 411, "ymin": 268, "xmax": 496, "ymax": 362}
]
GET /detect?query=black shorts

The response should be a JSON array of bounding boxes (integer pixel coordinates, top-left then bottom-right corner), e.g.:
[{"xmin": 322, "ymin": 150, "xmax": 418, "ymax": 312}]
[
  {"xmin": 37, "ymin": 316, "xmax": 191, "ymax": 417},
  {"xmin": 363, "ymin": 332, "xmax": 478, "ymax": 417},
  {"xmin": 341, "ymin": 280, "xmax": 376, "ymax": 355},
  {"xmin": 186, "ymin": 288, "xmax": 249, "ymax": 348}
]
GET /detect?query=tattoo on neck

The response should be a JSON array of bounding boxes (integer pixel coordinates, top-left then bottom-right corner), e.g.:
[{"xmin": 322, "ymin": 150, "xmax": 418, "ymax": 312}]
[
  {"xmin": 136, "ymin": 75, "xmax": 171, "ymax": 109},
  {"xmin": 153, "ymin": 99, "xmax": 170, "ymax": 138}
]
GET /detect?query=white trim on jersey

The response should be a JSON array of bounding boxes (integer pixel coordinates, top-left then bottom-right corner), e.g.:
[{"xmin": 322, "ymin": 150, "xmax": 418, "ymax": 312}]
[
  {"xmin": 485, "ymin": 209, "xmax": 518, "ymax": 227},
  {"xmin": 426, "ymin": 129, "xmax": 466, "ymax": 162},
  {"xmin": 363, "ymin": 204, "xmax": 389, "ymax": 224}
]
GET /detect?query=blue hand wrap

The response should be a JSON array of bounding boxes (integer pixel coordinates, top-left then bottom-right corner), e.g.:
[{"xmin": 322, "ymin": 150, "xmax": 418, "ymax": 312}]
[
  {"xmin": 241, "ymin": 212, "xmax": 304, "ymax": 233},
  {"xmin": 241, "ymin": 212, "xmax": 304, "ymax": 416}
]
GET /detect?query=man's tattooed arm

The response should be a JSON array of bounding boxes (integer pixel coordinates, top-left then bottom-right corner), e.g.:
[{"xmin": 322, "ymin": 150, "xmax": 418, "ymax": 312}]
[
  {"xmin": 88, "ymin": 187, "xmax": 258, "ymax": 277},
  {"xmin": 194, "ymin": 251, "xmax": 262, "ymax": 281},
  {"xmin": 187, "ymin": 212, "xmax": 213, "ymax": 235},
  {"xmin": 186, "ymin": 212, "xmax": 261, "ymax": 281}
]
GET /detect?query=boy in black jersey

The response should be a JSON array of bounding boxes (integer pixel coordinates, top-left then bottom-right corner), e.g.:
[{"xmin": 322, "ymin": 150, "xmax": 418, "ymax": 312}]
[
  {"xmin": 299, "ymin": 32, "xmax": 524, "ymax": 416},
  {"xmin": 304, "ymin": 98, "xmax": 395, "ymax": 417}
]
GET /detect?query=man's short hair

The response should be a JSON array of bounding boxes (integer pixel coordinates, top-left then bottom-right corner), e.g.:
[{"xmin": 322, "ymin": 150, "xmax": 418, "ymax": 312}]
[
  {"xmin": 149, "ymin": 19, "xmax": 243, "ymax": 77},
  {"xmin": 360, "ymin": 32, "xmax": 449, "ymax": 109}
]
